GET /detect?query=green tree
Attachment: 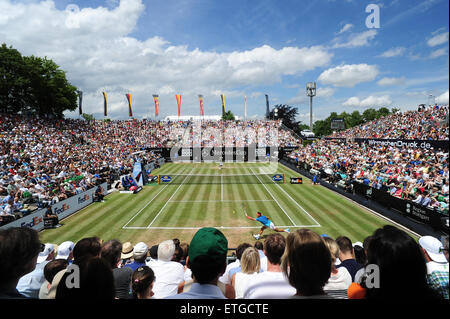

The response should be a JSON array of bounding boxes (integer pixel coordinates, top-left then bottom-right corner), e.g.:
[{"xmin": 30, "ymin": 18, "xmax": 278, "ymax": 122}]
[
  {"xmin": 81, "ymin": 113, "xmax": 95, "ymax": 121},
  {"xmin": 0, "ymin": 44, "xmax": 30, "ymax": 113},
  {"xmin": 222, "ymin": 110, "xmax": 235, "ymax": 120},
  {"xmin": 268, "ymin": 104, "xmax": 300, "ymax": 133},
  {"xmin": 0, "ymin": 43, "xmax": 78, "ymax": 117}
]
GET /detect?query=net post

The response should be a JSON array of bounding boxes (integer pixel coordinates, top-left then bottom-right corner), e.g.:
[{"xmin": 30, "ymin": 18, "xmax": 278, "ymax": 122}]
[
  {"xmin": 284, "ymin": 174, "xmax": 286, "ymax": 184},
  {"xmin": 158, "ymin": 175, "xmax": 160, "ymax": 185}
]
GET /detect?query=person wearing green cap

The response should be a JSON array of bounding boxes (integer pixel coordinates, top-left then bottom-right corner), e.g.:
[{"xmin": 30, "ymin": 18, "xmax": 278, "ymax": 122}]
[{"xmin": 166, "ymin": 227, "xmax": 228, "ymax": 299}]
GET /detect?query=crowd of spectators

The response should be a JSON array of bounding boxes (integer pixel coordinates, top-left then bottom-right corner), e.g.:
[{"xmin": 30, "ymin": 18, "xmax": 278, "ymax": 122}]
[
  {"xmin": 0, "ymin": 115, "xmax": 298, "ymax": 225},
  {"xmin": 0, "ymin": 226, "xmax": 447, "ymax": 299},
  {"xmin": 288, "ymin": 104, "xmax": 449, "ymax": 214},
  {"xmin": 288, "ymin": 139, "xmax": 449, "ymax": 214},
  {"xmin": 330, "ymin": 105, "xmax": 449, "ymax": 140}
]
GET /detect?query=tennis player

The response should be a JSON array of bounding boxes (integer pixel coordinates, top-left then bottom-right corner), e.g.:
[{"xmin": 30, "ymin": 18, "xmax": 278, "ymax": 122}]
[{"xmin": 246, "ymin": 211, "xmax": 290, "ymax": 240}]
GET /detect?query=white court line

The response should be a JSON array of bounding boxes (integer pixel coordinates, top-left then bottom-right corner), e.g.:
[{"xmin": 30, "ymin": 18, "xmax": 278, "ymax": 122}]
[
  {"xmin": 250, "ymin": 168, "xmax": 297, "ymax": 226},
  {"xmin": 258, "ymin": 166, "xmax": 321, "ymax": 227},
  {"xmin": 169, "ymin": 199, "xmax": 275, "ymax": 203},
  {"xmin": 122, "ymin": 183, "xmax": 171, "ymax": 229},
  {"xmin": 127, "ymin": 225, "xmax": 321, "ymax": 230},
  {"xmin": 146, "ymin": 169, "xmax": 194, "ymax": 228},
  {"xmin": 221, "ymin": 175, "xmax": 223, "ymax": 202},
  {"xmin": 122, "ymin": 167, "xmax": 188, "ymax": 229}
]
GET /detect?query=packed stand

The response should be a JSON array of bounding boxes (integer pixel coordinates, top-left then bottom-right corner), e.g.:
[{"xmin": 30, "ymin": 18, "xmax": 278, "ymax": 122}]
[
  {"xmin": 1, "ymin": 115, "xmax": 299, "ymax": 225},
  {"xmin": 0, "ymin": 226, "xmax": 447, "ymax": 299},
  {"xmin": 288, "ymin": 139, "xmax": 449, "ymax": 214},
  {"xmin": 329, "ymin": 104, "xmax": 449, "ymax": 140}
]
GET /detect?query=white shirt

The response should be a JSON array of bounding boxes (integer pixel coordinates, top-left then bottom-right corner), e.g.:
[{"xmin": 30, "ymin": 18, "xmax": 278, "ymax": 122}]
[
  {"xmin": 234, "ymin": 272, "xmax": 260, "ymax": 299},
  {"xmin": 324, "ymin": 267, "xmax": 352, "ymax": 291},
  {"xmin": 426, "ymin": 261, "xmax": 449, "ymax": 274},
  {"xmin": 218, "ymin": 259, "xmax": 240, "ymax": 285},
  {"xmin": 243, "ymin": 271, "xmax": 296, "ymax": 299},
  {"xmin": 147, "ymin": 259, "xmax": 185, "ymax": 299}
]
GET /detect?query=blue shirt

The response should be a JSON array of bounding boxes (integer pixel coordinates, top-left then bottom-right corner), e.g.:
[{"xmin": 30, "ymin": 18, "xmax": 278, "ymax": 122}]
[
  {"xmin": 123, "ymin": 261, "xmax": 146, "ymax": 272},
  {"xmin": 256, "ymin": 215, "xmax": 270, "ymax": 227},
  {"xmin": 165, "ymin": 283, "xmax": 226, "ymax": 299}
]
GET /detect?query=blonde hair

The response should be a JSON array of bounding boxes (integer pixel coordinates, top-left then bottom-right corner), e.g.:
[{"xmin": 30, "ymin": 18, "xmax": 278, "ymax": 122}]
[
  {"xmin": 322, "ymin": 236, "xmax": 339, "ymax": 266},
  {"xmin": 240, "ymin": 247, "xmax": 260, "ymax": 274}
]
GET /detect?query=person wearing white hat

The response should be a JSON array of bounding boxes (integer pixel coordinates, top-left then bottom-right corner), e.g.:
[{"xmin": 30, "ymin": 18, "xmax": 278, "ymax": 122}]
[
  {"xmin": 419, "ymin": 235, "xmax": 449, "ymax": 299},
  {"xmin": 124, "ymin": 242, "xmax": 148, "ymax": 272},
  {"xmin": 16, "ymin": 243, "xmax": 56, "ymax": 299},
  {"xmin": 419, "ymin": 236, "xmax": 449, "ymax": 273},
  {"xmin": 55, "ymin": 241, "xmax": 74, "ymax": 263}
]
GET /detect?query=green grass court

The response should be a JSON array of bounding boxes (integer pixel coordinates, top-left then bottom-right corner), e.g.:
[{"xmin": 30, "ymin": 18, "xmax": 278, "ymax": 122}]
[{"xmin": 39, "ymin": 162, "xmax": 419, "ymax": 248}]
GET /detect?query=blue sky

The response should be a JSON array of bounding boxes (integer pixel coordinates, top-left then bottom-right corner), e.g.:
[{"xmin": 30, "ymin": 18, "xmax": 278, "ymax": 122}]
[{"xmin": 0, "ymin": 0, "xmax": 448, "ymax": 121}]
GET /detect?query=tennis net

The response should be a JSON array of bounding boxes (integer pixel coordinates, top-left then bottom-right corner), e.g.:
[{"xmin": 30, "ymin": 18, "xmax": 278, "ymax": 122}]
[{"xmin": 158, "ymin": 173, "xmax": 285, "ymax": 184}]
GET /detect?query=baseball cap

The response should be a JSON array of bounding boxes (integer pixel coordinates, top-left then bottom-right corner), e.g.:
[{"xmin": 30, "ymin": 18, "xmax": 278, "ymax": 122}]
[
  {"xmin": 188, "ymin": 227, "xmax": 228, "ymax": 264},
  {"xmin": 37, "ymin": 243, "xmax": 56, "ymax": 264},
  {"xmin": 353, "ymin": 241, "xmax": 363, "ymax": 248},
  {"xmin": 133, "ymin": 242, "xmax": 148, "ymax": 259},
  {"xmin": 419, "ymin": 236, "xmax": 447, "ymax": 263},
  {"xmin": 56, "ymin": 241, "xmax": 74, "ymax": 260},
  {"xmin": 121, "ymin": 242, "xmax": 133, "ymax": 260}
]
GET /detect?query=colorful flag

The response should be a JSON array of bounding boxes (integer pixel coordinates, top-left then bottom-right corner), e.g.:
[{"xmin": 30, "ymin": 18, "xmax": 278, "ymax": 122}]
[
  {"xmin": 153, "ymin": 95, "xmax": 159, "ymax": 117},
  {"xmin": 176, "ymin": 94, "xmax": 181, "ymax": 117},
  {"xmin": 199, "ymin": 95, "xmax": 204, "ymax": 116},
  {"xmin": 221, "ymin": 94, "xmax": 226, "ymax": 117},
  {"xmin": 102, "ymin": 92, "xmax": 108, "ymax": 116},
  {"xmin": 126, "ymin": 93, "xmax": 133, "ymax": 117},
  {"xmin": 78, "ymin": 90, "xmax": 83, "ymax": 115}
]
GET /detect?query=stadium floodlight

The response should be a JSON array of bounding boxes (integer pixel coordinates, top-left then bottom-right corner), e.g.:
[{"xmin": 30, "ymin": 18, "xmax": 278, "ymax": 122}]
[
  {"xmin": 274, "ymin": 107, "xmax": 278, "ymax": 120},
  {"xmin": 306, "ymin": 82, "xmax": 316, "ymax": 131}
]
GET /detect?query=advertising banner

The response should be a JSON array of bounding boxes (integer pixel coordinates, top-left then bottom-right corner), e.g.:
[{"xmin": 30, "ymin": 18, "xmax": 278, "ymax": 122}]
[{"xmin": 0, "ymin": 183, "xmax": 107, "ymax": 232}]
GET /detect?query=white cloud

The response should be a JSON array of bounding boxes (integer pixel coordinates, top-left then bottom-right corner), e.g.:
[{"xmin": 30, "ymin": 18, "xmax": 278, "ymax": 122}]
[
  {"xmin": 332, "ymin": 30, "xmax": 377, "ymax": 48},
  {"xmin": 343, "ymin": 95, "xmax": 392, "ymax": 107},
  {"xmin": 436, "ymin": 90, "xmax": 449, "ymax": 104},
  {"xmin": 338, "ymin": 23, "xmax": 353, "ymax": 34},
  {"xmin": 0, "ymin": 0, "xmax": 333, "ymax": 119},
  {"xmin": 318, "ymin": 64, "xmax": 379, "ymax": 88},
  {"xmin": 377, "ymin": 77, "xmax": 406, "ymax": 86},
  {"xmin": 378, "ymin": 47, "xmax": 406, "ymax": 58},
  {"xmin": 429, "ymin": 47, "xmax": 448, "ymax": 59},
  {"xmin": 427, "ymin": 31, "xmax": 449, "ymax": 47}
]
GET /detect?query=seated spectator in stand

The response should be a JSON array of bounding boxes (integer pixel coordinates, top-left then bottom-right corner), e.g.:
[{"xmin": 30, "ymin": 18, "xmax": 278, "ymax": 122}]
[
  {"xmin": 419, "ymin": 236, "xmax": 449, "ymax": 299},
  {"xmin": 232, "ymin": 247, "xmax": 261, "ymax": 299},
  {"xmin": 93, "ymin": 185, "xmax": 105, "ymax": 202},
  {"xmin": 254, "ymin": 241, "xmax": 267, "ymax": 271},
  {"xmin": 363, "ymin": 225, "xmax": 441, "ymax": 299},
  {"xmin": 120, "ymin": 242, "xmax": 134, "ymax": 266},
  {"xmin": 124, "ymin": 242, "xmax": 148, "ymax": 272},
  {"xmin": 335, "ymin": 236, "xmax": 363, "ymax": 281},
  {"xmin": 56, "ymin": 256, "xmax": 115, "ymax": 299},
  {"xmin": 101, "ymin": 239, "xmax": 133, "ymax": 299},
  {"xmin": 43, "ymin": 207, "xmax": 59, "ymax": 228},
  {"xmin": 166, "ymin": 227, "xmax": 229, "ymax": 299},
  {"xmin": 353, "ymin": 242, "xmax": 367, "ymax": 266},
  {"xmin": 132, "ymin": 266, "xmax": 155, "ymax": 299},
  {"xmin": 0, "ymin": 227, "xmax": 43, "ymax": 299},
  {"xmin": 72, "ymin": 236, "xmax": 102, "ymax": 262},
  {"xmin": 55, "ymin": 241, "xmax": 75, "ymax": 264},
  {"xmin": 39, "ymin": 259, "xmax": 68, "ymax": 299},
  {"xmin": 322, "ymin": 237, "xmax": 352, "ymax": 299},
  {"xmin": 243, "ymin": 233, "xmax": 295, "ymax": 299},
  {"xmin": 16, "ymin": 243, "xmax": 56, "ymax": 299},
  {"xmin": 219, "ymin": 242, "xmax": 251, "ymax": 286},
  {"xmin": 281, "ymin": 229, "xmax": 333, "ymax": 299},
  {"xmin": 147, "ymin": 239, "xmax": 185, "ymax": 299}
]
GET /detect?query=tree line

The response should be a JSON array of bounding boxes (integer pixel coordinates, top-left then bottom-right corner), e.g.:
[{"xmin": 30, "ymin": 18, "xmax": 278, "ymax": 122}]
[{"xmin": 0, "ymin": 43, "xmax": 78, "ymax": 117}]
